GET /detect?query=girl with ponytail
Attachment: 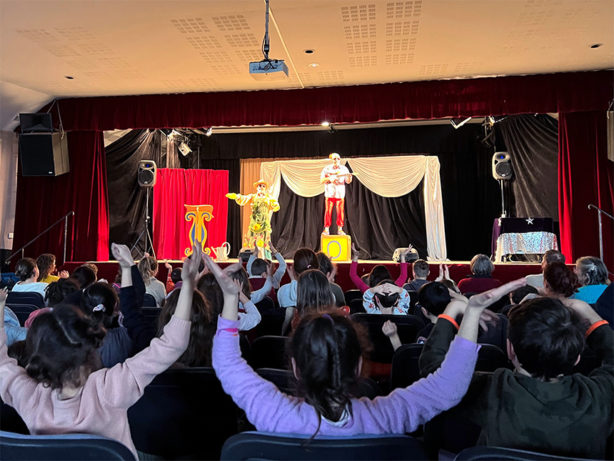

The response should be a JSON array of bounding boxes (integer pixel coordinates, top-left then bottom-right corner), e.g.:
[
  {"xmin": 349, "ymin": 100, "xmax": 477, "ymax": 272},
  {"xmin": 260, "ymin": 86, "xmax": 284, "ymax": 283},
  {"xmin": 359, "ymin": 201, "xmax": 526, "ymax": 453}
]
[{"xmin": 210, "ymin": 253, "xmax": 519, "ymax": 438}]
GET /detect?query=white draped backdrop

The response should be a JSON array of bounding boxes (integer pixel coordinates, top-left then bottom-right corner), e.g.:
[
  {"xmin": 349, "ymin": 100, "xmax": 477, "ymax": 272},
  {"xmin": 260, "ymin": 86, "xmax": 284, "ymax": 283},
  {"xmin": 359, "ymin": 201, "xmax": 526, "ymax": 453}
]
[{"xmin": 261, "ymin": 155, "xmax": 447, "ymax": 260}]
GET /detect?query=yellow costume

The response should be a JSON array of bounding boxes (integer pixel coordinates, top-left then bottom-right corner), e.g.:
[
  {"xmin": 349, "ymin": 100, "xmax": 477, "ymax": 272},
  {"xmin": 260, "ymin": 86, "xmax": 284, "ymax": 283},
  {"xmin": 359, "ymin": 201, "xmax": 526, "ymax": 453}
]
[{"xmin": 227, "ymin": 180, "xmax": 280, "ymax": 258}]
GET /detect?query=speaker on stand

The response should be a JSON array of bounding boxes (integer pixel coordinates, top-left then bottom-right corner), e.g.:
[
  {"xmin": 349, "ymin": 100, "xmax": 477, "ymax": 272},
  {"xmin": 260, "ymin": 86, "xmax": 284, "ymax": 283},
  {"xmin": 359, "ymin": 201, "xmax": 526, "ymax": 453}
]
[
  {"xmin": 131, "ymin": 160, "xmax": 157, "ymax": 258},
  {"xmin": 492, "ymin": 152, "xmax": 513, "ymax": 217}
]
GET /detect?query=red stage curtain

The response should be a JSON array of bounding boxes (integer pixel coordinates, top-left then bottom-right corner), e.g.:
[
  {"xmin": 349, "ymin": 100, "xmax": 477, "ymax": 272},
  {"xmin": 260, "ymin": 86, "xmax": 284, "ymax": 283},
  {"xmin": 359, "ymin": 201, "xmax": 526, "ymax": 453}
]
[
  {"xmin": 152, "ymin": 168, "xmax": 228, "ymax": 260},
  {"xmin": 12, "ymin": 131, "xmax": 109, "ymax": 263},
  {"xmin": 559, "ymin": 111, "xmax": 614, "ymax": 268},
  {"xmin": 54, "ymin": 71, "xmax": 613, "ymax": 131}
]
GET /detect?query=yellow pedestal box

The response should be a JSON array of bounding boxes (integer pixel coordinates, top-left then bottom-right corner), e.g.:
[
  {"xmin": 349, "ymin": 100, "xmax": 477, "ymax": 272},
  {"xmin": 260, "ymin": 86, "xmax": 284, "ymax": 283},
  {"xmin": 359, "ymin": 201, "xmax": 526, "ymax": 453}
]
[{"xmin": 320, "ymin": 234, "xmax": 351, "ymax": 261}]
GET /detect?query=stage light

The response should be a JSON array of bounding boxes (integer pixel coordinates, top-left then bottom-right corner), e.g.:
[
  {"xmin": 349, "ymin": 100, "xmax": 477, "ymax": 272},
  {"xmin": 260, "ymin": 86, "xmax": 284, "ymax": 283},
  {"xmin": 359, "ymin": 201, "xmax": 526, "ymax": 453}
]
[
  {"xmin": 178, "ymin": 141, "xmax": 192, "ymax": 156},
  {"xmin": 167, "ymin": 129, "xmax": 181, "ymax": 140},
  {"xmin": 205, "ymin": 127, "xmax": 213, "ymax": 137},
  {"xmin": 450, "ymin": 117, "xmax": 472, "ymax": 129},
  {"xmin": 321, "ymin": 121, "xmax": 330, "ymax": 127}
]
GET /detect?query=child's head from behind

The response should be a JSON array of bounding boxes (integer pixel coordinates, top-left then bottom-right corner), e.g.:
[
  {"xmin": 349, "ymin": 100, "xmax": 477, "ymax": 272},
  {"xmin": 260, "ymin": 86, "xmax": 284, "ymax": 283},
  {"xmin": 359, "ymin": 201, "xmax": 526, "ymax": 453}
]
[
  {"xmin": 158, "ymin": 289, "xmax": 215, "ymax": 367},
  {"xmin": 138, "ymin": 256, "xmax": 158, "ymax": 283},
  {"xmin": 412, "ymin": 259, "xmax": 430, "ymax": 279},
  {"xmin": 227, "ymin": 266, "xmax": 251, "ymax": 298},
  {"xmin": 70, "ymin": 265, "xmax": 97, "ymax": 289},
  {"xmin": 80, "ymin": 282, "xmax": 119, "ymax": 328},
  {"xmin": 297, "ymin": 269, "xmax": 335, "ymax": 317},
  {"xmin": 36, "ymin": 253, "xmax": 56, "ymax": 281},
  {"xmin": 374, "ymin": 280, "xmax": 400, "ymax": 309},
  {"xmin": 45, "ymin": 278, "xmax": 80, "ymax": 307},
  {"xmin": 250, "ymin": 258, "xmax": 269, "ymax": 277},
  {"xmin": 25, "ymin": 304, "xmax": 105, "ymax": 389},
  {"xmin": 290, "ymin": 312, "xmax": 367, "ymax": 423},
  {"xmin": 197, "ymin": 273, "xmax": 224, "ymax": 316},
  {"xmin": 368, "ymin": 265, "xmax": 391, "ymax": 287},
  {"xmin": 316, "ymin": 252, "xmax": 334, "ymax": 277},
  {"xmin": 170, "ymin": 268, "xmax": 182, "ymax": 284},
  {"xmin": 418, "ymin": 282, "xmax": 450, "ymax": 317},
  {"xmin": 15, "ymin": 257, "xmax": 38, "ymax": 282},
  {"xmin": 508, "ymin": 297, "xmax": 583, "ymax": 380},
  {"xmin": 293, "ymin": 248, "xmax": 319, "ymax": 275},
  {"xmin": 470, "ymin": 254, "xmax": 494, "ymax": 277},
  {"xmin": 543, "ymin": 262, "xmax": 578, "ymax": 297}
]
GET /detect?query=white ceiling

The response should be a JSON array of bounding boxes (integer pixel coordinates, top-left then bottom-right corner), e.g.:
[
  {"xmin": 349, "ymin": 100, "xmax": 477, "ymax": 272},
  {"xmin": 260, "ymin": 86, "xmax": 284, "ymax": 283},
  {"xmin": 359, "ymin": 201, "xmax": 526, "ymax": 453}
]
[{"xmin": 0, "ymin": 0, "xmax": 612, "ymax": 129}]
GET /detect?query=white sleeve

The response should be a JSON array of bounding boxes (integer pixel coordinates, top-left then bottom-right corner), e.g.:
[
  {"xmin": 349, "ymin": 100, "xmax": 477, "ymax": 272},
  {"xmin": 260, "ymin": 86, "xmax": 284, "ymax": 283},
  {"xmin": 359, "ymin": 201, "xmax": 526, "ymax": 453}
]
[{"xmin": 238, "ymin": 300, "xmax": 262, "ymax": 331}]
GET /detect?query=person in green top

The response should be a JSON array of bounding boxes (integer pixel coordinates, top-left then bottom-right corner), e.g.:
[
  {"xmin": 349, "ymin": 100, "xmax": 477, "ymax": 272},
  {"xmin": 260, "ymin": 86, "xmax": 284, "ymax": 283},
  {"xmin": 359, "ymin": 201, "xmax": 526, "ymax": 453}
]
[{"xmin": 419, "ymin": 291, "xmax": 613, "ymax": 459}]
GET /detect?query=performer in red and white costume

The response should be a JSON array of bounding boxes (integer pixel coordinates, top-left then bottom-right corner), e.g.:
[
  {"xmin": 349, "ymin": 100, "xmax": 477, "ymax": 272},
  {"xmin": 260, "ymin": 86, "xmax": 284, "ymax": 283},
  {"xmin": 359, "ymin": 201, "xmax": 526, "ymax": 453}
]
[{"xmin": 320, "ymin": 152, "xmax": 352, "ymax": 235}]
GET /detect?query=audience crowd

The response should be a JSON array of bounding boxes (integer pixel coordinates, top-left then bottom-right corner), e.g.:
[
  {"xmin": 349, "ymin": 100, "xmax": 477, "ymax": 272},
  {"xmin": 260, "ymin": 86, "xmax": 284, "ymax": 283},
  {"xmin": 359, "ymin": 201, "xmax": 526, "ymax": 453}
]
[{"xmin": 0, "ymin": 244, "xmax": 612, "ymax": 460}]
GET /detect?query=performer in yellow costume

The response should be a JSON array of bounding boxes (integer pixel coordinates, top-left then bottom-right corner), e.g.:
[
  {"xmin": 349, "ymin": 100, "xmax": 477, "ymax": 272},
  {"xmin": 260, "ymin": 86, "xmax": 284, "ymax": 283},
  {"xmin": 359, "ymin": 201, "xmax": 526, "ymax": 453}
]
[{"xmin": 226, "ymin": 179, "xmax": 280, "ymax": 258}]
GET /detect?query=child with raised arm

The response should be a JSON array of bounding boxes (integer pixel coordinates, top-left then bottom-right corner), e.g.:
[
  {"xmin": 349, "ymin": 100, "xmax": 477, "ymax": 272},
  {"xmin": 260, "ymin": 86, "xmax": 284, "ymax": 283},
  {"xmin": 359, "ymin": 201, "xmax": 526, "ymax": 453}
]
[
  {"xmin": 0, "ymin": 241, "xmax": 202, "ymax": 460},
  {"xmin": 211, "ymin": 254, "xmax": 520, "ymax": 437},
  {"xmin": 419, "ymin": 290, "xmax": 614, "ymax": 458}
]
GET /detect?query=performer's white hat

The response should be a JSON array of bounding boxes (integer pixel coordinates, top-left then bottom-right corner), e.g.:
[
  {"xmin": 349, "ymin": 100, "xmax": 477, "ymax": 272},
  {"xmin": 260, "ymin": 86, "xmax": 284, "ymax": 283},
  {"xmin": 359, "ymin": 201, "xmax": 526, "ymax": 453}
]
[{"xmin": 329, "ymin": 152, "xmax": 340, "ymax": 160}]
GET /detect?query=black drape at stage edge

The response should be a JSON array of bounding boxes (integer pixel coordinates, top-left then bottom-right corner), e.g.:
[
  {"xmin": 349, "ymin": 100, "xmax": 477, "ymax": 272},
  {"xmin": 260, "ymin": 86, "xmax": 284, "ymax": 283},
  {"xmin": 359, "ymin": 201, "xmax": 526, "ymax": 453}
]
[
  {"xmin": 498, "ymin": 115, "xmax": 559, "ymax": 220},
  {"xmin": 12, "ymin": 131, "xmax": 109, "ymax": 263},
  {"xmin": 559, "ymin": 111, "xmax": 614, "ymax": 269},
  {"xmin": 199, "ymin": 123, "xmax": 498, "ymax": 260},
  {"xmin": 105, "ymin": 129, "xmax": 163, "ymax": 257}
]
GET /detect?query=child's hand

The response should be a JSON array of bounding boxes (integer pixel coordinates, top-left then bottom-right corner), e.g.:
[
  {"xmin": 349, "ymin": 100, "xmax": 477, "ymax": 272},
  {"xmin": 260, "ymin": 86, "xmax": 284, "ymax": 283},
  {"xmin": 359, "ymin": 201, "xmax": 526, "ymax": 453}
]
[
  {"xmin": 287, "ymin": 264, "xmax": 297, "ymax": 282},
  {"xmin": 351, "ymin": 243, "xmax": 359, "ymax": 262},
  {"xmin": 436, "ymin": 264, "xmax": 444, "ymax": 281},
  {"xmin": 111, "ymin": 243, "xmax": 135, "ymax": 268},
  {"xmin": 268, "ymin": 241, "xmax": 278, "ymax": 256},
  {"xmin": 182, "ymin": 242, "xmax": 202, "ymax": 284},
  {"xmin": 382, "ymin": 320, "xmax": 398, "ymax": 337},
  {"xmin": 466, "ymin": 278, "xmax": 527, "ymax": 313},
  {"xmin": 234, "ymin": 280, "xmax": 249, "ymax": 305},
  {"xmin": 203, "ymin": 253, "xmax": 240, "ymax": 297},
  {"xmin": 164, "ymin": 261, "xmax": 172, "ymax": 271},
  {"xmin": 0, "ymin": 287, "xmax": 8, "ymax": 304},
  {"xmin": 59, "ymin": 270, "xmax": 70, "ymax": 279}
]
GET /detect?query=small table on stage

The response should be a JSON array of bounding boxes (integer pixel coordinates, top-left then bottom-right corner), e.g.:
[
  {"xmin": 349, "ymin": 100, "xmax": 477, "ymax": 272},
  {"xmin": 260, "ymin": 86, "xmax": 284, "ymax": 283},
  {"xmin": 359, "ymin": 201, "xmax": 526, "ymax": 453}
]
[{"xmin": 492, "ymin": 217, "xmax": 558, "ymax": 262}]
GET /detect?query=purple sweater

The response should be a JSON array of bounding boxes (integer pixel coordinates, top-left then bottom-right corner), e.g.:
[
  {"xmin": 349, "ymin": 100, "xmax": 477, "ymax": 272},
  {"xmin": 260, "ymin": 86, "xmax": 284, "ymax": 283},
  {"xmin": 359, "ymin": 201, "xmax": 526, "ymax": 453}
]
[
  {"xmin": 0, "ymin": 315, "xmax": 191, "ymax": 459},
  {"xmin": 213, "ymin": 316, "xmax": 479, "ymax": 435}
]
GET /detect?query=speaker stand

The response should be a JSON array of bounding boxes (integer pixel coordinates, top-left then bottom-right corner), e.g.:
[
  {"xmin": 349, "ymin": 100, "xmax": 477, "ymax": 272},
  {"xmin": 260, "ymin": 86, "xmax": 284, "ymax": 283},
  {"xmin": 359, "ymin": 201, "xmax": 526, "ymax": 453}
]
[
  {"xmin": 498, "ymin": 179, "xmax": 507, "ymax": 218},
  {"xmin": 130, "ymin": 187, "xmax": 156, "ymax": 259}
]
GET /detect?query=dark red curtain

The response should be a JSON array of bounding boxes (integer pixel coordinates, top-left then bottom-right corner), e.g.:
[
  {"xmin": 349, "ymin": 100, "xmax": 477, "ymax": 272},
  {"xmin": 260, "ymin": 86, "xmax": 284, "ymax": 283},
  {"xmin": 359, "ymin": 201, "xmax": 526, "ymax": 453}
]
[
  {"xmin": 13, "ymin": 131, "xmax": 109, "ymax": 263},
  {"xmin": 559, "ymin": 111, "xmax": 614, "ymax": 268},
  {"xmin": 152, "ymin": 168, "xmax": 228, "ymax": 260},
  {"xmin": 54, "ymin": 71, "xmax": 613, "ymax": 131}
]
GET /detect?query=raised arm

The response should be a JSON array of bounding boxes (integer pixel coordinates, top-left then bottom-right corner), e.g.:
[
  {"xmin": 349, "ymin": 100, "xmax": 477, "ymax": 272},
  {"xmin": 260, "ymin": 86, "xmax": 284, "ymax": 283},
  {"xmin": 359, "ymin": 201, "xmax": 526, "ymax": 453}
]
[
  {"xmin": 350, "ymin": 244, "xmax": 369, "ymax": 292},
  {"xmin": 270, "ymin": 243, "xmax": 286, "ymax": 287}
]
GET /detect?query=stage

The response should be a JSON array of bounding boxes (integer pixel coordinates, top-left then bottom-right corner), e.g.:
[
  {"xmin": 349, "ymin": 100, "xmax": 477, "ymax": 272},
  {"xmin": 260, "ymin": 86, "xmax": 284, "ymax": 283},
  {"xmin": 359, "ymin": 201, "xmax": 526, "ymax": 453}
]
[{"xmin": 62, "ymin": 259, "xmax": 543, "ymax": 293}]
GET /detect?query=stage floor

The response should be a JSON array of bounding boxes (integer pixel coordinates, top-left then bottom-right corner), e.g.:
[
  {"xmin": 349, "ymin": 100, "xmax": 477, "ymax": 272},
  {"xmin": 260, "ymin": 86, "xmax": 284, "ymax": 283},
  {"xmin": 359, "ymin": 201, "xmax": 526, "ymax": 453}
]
[{"xmin": 63, "ymin": 259, "xmax": 543, "ymax": 292}]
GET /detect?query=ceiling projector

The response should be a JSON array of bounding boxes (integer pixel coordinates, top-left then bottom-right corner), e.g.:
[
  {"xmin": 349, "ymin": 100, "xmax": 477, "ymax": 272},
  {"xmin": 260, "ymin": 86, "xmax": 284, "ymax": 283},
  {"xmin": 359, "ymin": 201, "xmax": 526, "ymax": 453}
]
[{"xmin": 249, "ymin": 59, "xmax": 288, "ymax": 80}]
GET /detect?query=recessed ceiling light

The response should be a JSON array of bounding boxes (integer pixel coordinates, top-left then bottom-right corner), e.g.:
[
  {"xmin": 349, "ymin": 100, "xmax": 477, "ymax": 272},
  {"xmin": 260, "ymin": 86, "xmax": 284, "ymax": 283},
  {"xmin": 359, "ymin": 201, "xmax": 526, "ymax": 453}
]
[
  {"xmin": 64, "ymin": 75, "xmax": 74, "ymax": 79},
  {"xmin": 308, "ymin": 63, "xmax": 319, "ymax": 68},
  {"xmin": 590, "ymin": 43, "xmax": 603, "ymax": 49},
  {"xmin": 304, "ymin": 49, "xmax": 315, "ymax": 54}
]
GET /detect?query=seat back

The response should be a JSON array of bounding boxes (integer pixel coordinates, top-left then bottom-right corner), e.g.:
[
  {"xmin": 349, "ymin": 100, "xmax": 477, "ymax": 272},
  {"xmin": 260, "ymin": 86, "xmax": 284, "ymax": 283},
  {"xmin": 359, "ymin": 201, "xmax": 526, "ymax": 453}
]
[
  {"xmin": 5, "ymin": 304, "xmax": 38, "ymax": 326},
  {"xmin": 0, "ymin": 399, "xmax": 28, "ymax": 434},
  {"xmin": 454, "ymin": 445, "xmax": 600, "ymax": 461},
  {"xmin": 349, "ymin": 298, "xmax": 364, "ymax": 314},
  {"xmin": 139, "ymin": 306, "xmax": 161, "ymax": 332},
  {"xmin": 0, "ymin": 430, "xmax": 135, "ymax": 461},
  {"xmin": 128, "ymin": 367, "xmax": 239, "ymax": 460},
  {"xmin": 253, "ymin": 297, "xmax": 284, "ymax": 336},
  {"xmin": 6, "ymin": 292, "xmax": 44, "ymax": 309},
  {"xmin": 391, "ymin": 343, "xmax": 510, "ymax": 390},
  {"xmin": 344, "ymin": 289, "xmax": 363, "ymax": 305},
  {"xmin": 249, "ymin": 335, "xmax": 289, "ymax": 370},
  {"xmin": 221, "ymin": 431, "xmax": 427, "ymax": 460},
  {"xmin": 351, "ymin": 313, "xmax": 425, "ymax": 363},
  {"xmin": 141, "ymin": 293, "xmax": 157, "ymax": 307}
]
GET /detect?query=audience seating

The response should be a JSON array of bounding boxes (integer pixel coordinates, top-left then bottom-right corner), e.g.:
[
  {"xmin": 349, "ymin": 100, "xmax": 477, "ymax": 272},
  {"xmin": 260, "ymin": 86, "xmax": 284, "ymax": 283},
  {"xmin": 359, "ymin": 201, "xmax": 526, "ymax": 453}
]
[
  {"xmin": 351, "ymin": 313, "xmax": 425, "ymax": 363},
  {"xmin": 141, "ymin": 293, "xmax": 157, "ymax": 307},
  {"xmin": 253, "ymin": 297, "xmax": 284, "ymax": 336},
  {"xmin": 248, "ymin": 335, "xmax": 289, "ymax": 370},
  {"xmin": 454, "ymin": 445, "xmax": 601, "ymax": 461},
  {"xmin": 0, "ymin": 430, "xmax": 135, "ymax": 461},
  {"xmin": 6, "ymin": 304, "xmax": 38, "ymax": 326},
  {"xmin": 349, "ymin": 298, "xmax": 364, "ymax": 314},
  {"xmin": 138, "ymin": 306, "xmax": 161, "ymax": 332},
  {"xmin": 127, "ymin": 367, "xmax": 239, "ymax": 460},
  {"xmin": 220, "ymin": 431, "xmax": 428, "ymax": 460},
  {"xmin": 407, "ymin": 290, "xmax": 419, "ymax": 310},
  {"xmin": 0, "ymin": 399, "xmax": 28, "ymax": 435},
  {"xmin": 344, "ymin": 289, "xmax": 363, "ymax": 305},
  {"xmin": 391, "ymin": 343, "xmax": 511, "ymax": 389},
  {"xmin": 6, "ymin": 292, "xmax": 44, "ymax": 309}
]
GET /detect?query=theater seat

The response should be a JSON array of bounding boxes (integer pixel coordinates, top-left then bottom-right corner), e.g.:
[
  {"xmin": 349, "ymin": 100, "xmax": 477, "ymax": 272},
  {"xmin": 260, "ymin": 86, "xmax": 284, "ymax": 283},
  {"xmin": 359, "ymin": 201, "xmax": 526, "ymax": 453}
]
[
  {"xmin": 249, "ymin": 335, "xmax": 289, "ymax": 370},
  {"xmin": 128, "ymin": 367, "xmax": 239, "ymax": 460},
  {"xmin": 6, "ymin": 292, "xmax": 44, "ymax": 309},
  {"xmin": 0, "ymin": 430, "xmax": 135, "ymax": 461},
  {"xmin": 5, "ymin": 304, "xmax": 38, "ymax": 326},
  {"xmin": 454, "ymin": 445, "xmax": 600, "ymax": 461},
  {"xmin": 220, "ymin": 431, "xmax": 427, "ymax": 460},
  {"xmin": 344, "ymin": 289, "xmax": 363, "ymax": 305}
]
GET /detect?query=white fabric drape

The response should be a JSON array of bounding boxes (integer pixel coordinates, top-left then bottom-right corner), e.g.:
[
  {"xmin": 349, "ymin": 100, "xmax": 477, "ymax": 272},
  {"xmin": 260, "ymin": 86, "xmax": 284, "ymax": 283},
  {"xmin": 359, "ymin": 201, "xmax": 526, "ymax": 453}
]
[{"xmin": 261, "ymin": 155, "xmax": 447, "ymax": 259}]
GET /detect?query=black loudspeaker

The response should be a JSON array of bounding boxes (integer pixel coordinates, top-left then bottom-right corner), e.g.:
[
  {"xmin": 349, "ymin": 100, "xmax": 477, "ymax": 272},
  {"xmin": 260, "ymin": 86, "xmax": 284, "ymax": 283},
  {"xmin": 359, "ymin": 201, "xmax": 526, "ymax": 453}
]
[
  {"xmin": 19, "ymin": 133, "xmax": 69, "ymax": 177},
  {"xmin": 492, "ymin": 151, "xmax": 513, "ymax": 180},
  {"xmin": 138, "ymin": 160, "xmax": 157, "ymax": 187},
  {"xmin": 19, "ymin": 113, "xmax": 53, "ymax": 133}
]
